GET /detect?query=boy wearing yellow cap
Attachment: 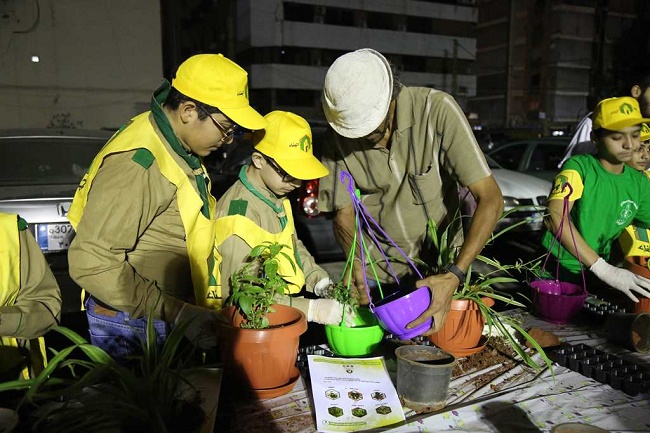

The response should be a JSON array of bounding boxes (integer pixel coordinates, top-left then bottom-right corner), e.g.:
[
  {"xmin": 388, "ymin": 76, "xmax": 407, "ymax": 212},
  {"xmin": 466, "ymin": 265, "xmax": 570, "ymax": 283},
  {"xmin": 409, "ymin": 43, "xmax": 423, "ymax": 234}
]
[
  {"xmin": 68, "ymin": 54, "xmax": 268, "ymax": 361},
  {"xmin": 212, "ymin": 111, "xmax": 355, "ymax": 326},
  {"xmin": 544, "ymin": 97, "xmax": 650, "ymax": 304}
]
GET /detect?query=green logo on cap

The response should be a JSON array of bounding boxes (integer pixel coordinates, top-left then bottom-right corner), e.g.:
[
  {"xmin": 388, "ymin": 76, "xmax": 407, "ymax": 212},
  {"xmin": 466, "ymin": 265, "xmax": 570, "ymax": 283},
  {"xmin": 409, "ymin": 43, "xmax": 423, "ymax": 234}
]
[
  {"xmin": 642, "ymin": 124, "xmax": 650, "ymax": 134},
  {"xmin": 299, "ymin": 135, "xmax": 312, "ymax": 153},
  {"xmin": 619, "ymin": 103, "xmax": 634, "ymax": 114}
]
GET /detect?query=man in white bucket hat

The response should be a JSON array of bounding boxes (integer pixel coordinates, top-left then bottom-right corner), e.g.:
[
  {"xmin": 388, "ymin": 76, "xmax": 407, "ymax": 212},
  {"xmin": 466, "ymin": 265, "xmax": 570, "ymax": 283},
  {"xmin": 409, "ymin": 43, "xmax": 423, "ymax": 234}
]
[{"xmin": 319, "ymin": 48, "xmax": 504, "ymax": 335}]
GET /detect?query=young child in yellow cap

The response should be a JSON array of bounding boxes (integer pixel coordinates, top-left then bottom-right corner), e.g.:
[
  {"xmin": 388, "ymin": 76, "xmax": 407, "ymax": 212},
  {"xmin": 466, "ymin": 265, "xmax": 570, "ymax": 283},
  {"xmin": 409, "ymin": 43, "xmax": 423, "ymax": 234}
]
[
  {"xmin": 213, "ymin": 111, "xmax": 356, "ymax": 326},
  {"xmin": 617, "ymin": 123, "xmax": 650, "ymax": 284},
  {"xmin": 626, "ymin": 123, "xmax": 650, "ymax": 172},
  {"xmin": 543, "ymin": 97, "xmax": 650, "ymax": 304}
]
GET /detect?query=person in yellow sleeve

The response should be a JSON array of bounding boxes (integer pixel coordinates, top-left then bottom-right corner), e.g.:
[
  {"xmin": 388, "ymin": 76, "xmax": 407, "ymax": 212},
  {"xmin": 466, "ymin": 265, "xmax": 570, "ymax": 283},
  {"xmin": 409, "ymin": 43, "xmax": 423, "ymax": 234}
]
[
  {"xmin": 67, "ymin": 54, "xmax": 268, "ymax": 362},
  {"xmin": 1, "ymin": 213, "xmax": 61, "ymax": 378},
  {"xmin": 212, "ymin": 111, "xmax": 356, "ymax": 326},
  {"xmin": 543, "ymin": 97, "xmax": 650, "ymax": 304},
  {"xmin": 617, "ymin": 123, "xmax": 650, "ymax": 284}
]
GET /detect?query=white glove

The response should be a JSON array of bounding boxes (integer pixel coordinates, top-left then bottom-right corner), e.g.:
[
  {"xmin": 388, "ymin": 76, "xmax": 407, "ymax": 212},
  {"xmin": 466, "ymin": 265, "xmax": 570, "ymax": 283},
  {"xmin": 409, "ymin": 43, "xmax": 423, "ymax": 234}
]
[
  {"xmin": 314, "ymin": 278, "xmax": 333, "ymax": 297},
  {"xmin": 590, "ymin": 257, "xmax": 650, "ymax": 302},
  {"xmin": 174, "ymin": 303, "xmax": 224, "ymax": 349},
  {"xmin": 308, "ymin": 299, "xmax": 357, "ymax": 326}
]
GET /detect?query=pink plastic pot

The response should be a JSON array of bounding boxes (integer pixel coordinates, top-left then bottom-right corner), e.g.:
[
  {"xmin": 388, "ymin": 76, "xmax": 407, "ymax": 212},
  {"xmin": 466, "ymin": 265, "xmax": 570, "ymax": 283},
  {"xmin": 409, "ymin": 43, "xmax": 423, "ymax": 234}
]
[
  {"xmin": 531, "ymin": 279, "xmax": 587, "ymax": 324},
  {"xmin": 371, "ymin": 285, "xmax": 433, "ymax": 340}
]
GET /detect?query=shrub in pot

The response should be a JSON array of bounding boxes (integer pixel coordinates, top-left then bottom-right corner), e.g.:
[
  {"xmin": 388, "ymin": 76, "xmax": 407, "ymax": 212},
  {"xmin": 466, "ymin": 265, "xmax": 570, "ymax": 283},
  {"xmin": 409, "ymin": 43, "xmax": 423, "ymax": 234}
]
[
  {"xmin": 216, "ymin": 241, "xmax": 307, "ymax": 398},
  {"xmin": 323, "ymin": 269, "xmax": 384, "ymax": 357},
  {"xmin": 422, "ymin": 212, "xmax": 553, "ymax": 369}
]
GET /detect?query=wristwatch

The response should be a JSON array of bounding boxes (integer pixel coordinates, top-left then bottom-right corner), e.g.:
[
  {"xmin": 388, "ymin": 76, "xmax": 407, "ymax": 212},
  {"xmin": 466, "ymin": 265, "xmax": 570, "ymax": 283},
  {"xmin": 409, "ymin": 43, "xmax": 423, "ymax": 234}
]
[{"xmin": 445, "ymin": 264, "xmax": 466, "ymax": 283}]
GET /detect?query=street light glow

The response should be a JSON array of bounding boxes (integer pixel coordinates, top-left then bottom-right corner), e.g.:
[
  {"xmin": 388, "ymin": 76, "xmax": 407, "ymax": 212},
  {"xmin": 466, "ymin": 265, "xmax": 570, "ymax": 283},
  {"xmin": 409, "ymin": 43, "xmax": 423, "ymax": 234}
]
[{"xmin": 31, "ymin": 55, "xmax": 40, "ymax": 63}]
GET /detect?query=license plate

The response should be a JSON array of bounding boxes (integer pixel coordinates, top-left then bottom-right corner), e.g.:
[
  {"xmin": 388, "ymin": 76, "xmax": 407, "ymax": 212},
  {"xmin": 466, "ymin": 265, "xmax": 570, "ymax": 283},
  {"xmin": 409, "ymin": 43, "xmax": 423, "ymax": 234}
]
[{"xmin": 36, "ymin": 223, "xmax": 75, "ymax": 252}]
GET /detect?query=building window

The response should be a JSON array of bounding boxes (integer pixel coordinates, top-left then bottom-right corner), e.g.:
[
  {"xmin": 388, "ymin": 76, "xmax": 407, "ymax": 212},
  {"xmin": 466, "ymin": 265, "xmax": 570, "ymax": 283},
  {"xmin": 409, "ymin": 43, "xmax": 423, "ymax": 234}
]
[{"xmin": 283, "ymin": 3, "xmax": 314, "ymax": 23}]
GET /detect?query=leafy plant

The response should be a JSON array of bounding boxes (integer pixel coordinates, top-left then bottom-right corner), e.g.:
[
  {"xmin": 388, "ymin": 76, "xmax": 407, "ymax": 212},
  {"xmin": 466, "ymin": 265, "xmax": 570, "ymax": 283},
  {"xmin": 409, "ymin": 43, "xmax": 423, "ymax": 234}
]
[
  {"xmin": 0, "ymin": 316, "xmax": 207, "ymax": 432},
  {"xmin": 419, "ymin": 208, "xmax": 554, "ymax": 371},
  {"xmin": 225, "ymin": 241, "xmax": 298, "ymax": 329}
]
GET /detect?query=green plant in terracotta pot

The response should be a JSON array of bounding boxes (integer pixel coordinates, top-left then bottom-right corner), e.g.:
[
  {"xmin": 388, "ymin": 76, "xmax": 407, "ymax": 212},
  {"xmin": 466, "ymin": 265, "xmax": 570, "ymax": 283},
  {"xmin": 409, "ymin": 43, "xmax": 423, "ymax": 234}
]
[
  {"xmin": 217, "ymin": 241, "xmax": 307, "ymax": 398},
  {"xmin": 418, "ymin": 210, "xmax": 553, "ymax": 370}
]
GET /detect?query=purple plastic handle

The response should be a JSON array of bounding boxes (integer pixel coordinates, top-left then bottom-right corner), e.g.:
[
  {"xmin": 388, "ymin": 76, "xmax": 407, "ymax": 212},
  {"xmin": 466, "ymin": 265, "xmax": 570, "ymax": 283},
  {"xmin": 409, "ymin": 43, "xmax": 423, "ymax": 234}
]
[{"xmin": 339, "ymin": 171, "xmax": 425, "ymax": 305}]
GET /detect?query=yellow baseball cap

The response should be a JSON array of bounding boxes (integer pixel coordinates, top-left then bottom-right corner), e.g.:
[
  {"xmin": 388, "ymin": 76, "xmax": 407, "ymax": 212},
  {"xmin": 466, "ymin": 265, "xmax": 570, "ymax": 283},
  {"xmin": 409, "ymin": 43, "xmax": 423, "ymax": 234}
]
[
  {"xmin": 171, "ymin": 54, "xmax": 268, "ymax": 130},
  {"xmin": 592, "ymin": 96, "xmax": 650, "ymax": 131},
  {"xmin": 641, "ymin": 123, "xmax": 650, "ymax": 142},
  {"xmin": 254, "ymin": 111, "xmax": 329, "ymax": 181}
]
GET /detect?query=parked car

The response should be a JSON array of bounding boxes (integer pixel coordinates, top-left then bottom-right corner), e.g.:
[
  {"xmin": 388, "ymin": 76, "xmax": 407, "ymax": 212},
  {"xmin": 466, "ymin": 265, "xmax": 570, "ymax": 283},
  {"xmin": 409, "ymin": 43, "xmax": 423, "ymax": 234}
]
[
  {"xmin": 486, "ymin": 155, "xmax": 552, "ymax": 233},
  {"xmin": 0, "ymin": 129, "xmax": 113, "ymax": 313},
  {"xmin": 487, "ymin": 137, "xmax": 569, "ymax": 182}
]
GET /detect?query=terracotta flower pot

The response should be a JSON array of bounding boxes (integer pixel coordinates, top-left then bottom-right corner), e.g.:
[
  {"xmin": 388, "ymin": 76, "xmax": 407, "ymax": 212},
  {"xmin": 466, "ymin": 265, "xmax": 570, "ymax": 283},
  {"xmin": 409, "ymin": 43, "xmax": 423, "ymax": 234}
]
[
  {"xmin": 428, "ymin": 297, "xmax": 495, "ymax": 357},
  {"xmin": 623, "ymin": 257, "xmax": 650, "ymax": 313},
  {"xmin": 216, "ymin": 304, "xmax": 307, "ymax": 399}
]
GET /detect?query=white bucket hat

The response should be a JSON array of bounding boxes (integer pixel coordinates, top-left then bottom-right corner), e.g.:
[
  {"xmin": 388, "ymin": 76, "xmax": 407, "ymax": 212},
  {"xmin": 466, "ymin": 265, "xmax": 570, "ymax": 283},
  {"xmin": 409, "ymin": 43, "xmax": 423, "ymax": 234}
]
[{"xmin": 321, "ymin": 48, "xmax": 393, "ymax": 139}]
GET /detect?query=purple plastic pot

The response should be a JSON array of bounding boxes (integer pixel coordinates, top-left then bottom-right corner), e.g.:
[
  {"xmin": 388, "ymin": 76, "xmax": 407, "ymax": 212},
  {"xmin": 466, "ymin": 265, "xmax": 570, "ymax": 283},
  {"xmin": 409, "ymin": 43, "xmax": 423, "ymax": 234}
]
[
  {"xmin": 530, "ymin": 279, "xmax": 587, "ymax": 324},
  {"xmin": 371, "ymin": 285, "xmax": 433, "ymax": 340}
]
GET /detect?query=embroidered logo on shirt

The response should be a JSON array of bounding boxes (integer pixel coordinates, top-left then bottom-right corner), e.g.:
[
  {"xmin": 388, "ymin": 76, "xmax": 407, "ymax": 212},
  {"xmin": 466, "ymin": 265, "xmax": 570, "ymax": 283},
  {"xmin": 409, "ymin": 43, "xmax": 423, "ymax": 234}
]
[{"xmin": 617, "ymin": 199, "xmax": 638, "ymax": 225}]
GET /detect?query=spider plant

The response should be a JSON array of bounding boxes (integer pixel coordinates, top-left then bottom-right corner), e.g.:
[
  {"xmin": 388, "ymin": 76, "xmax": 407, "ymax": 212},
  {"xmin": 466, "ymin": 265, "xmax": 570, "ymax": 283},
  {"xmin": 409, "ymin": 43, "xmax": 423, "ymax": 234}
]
[
  {"xmin": 0, "ymin": 316, "xmax": 207, "ymax": 432},
  {"xmin": 420, "ymin": 207, "xmax": 553, "ymax": 371}
]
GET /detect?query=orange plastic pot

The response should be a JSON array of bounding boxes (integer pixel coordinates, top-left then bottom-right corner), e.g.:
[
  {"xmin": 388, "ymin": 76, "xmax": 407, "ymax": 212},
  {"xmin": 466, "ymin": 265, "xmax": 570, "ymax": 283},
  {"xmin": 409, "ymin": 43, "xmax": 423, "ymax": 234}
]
[
  {"xmin": 624, "ymin": 257, "xmax": 650, "ymax": 313},
  {"xmin": 217, "ymin": 305, "xmax": 307, "ymax": 398},
  {"xmin": 428, "ymin": 297, "xmax": 494, "ymax": 357}
]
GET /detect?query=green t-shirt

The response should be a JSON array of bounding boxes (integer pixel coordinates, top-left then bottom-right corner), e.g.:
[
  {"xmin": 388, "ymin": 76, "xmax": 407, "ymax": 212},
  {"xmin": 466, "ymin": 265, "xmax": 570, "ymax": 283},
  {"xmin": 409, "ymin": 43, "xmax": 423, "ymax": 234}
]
[{"xmin": 542, "ymin": 154, "xmax": 650, "ymax": 274}]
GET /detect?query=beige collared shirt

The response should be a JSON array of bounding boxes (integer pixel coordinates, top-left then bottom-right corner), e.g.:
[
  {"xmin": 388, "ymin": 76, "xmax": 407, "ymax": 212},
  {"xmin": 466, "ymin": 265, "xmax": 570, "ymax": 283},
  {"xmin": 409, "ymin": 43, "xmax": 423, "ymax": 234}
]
[
  {"xmin": 215, "ymin": 175, "xmax": 328, "ymax": 300},
  {"xmin": 68, "ymin": 117, "xmax": 204, "ymax": 322},
  {"xmin": 0, "ymin": 229, "xmax": 61, "ymax": 340},
  {"xmin": 319, "ymin": 87, "xmax": 491, "ymax": 283}
]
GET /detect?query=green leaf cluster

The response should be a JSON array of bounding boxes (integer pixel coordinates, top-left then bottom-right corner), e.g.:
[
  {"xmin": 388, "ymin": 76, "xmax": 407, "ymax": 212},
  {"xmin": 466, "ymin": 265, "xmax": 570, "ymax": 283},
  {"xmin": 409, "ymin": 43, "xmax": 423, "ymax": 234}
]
[
  {"xmin": 422, "ymin": 208, "xmax": 553, "ymax": 371},
  {"xmin": 0, "ymin": 316, "xmax": 206, "ymax": 432},
  {"xmin": 225, "ymin": 241, "xmax": 298, "ymax": 329}
]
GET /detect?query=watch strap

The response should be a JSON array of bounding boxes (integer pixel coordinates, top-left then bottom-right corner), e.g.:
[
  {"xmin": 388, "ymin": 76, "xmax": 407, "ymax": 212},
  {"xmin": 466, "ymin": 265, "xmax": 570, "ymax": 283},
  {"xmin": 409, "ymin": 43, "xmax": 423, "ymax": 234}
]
[{"xmin": 445, "ymin": 264, "xmax": 466, "ymax": 283}]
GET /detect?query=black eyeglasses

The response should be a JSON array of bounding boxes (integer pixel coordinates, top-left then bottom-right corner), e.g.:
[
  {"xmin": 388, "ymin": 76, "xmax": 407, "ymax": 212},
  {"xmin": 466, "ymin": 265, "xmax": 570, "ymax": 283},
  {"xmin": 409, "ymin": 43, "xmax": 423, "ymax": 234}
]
[
  {"xmin": 198, "ymin": 105, "xmax": 239, "ymax": 140},
  {"xmin": 262, "ymin": 155, "xmax": 296, "ymax": 183}
]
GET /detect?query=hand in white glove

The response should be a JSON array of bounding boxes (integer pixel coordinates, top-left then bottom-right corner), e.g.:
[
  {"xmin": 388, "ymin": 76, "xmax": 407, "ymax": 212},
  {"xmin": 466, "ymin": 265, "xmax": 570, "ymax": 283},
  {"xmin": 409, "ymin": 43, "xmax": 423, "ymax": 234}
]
[
  {"xmin": 590, "ymin": 257, "xmax": 650, "ymax": 302},
  {"xmin": 308, "ymin": 299, "xmax": 357, "ymax": 326},
  {"xmin": 174, "ymin": 303, "xmax": 224, "ymax": 349},
  {"xmin": 314, "ymin": 278, "xmax": 334, "ymax": 298}
]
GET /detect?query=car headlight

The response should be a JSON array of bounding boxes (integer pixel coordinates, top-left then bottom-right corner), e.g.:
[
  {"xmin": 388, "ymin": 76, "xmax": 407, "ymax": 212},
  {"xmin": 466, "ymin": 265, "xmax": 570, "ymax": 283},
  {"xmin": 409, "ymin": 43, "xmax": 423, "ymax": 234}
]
[{"xmin": 503, "ymin": 196, "xmax": 520, "ymax": 207}]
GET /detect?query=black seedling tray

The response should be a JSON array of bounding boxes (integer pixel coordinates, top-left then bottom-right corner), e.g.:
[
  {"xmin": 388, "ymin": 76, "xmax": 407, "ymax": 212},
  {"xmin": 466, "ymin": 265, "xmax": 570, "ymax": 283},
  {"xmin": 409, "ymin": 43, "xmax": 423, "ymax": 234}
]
[
  {"xmin": 582, "ymin": 296, "xmax": 627, "ymax": 324},
  {"xmin": 296, "ymin": 345, "xmax": 337, "ymax": 376},
  {"xmin": 548, "ymin": 343, "xmax": 650, "ymax": 396}
]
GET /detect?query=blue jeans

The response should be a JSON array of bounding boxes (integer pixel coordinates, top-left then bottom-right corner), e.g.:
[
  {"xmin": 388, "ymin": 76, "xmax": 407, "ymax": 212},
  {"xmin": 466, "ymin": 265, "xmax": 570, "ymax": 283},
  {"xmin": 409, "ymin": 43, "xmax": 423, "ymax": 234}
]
[{"xmin": 84, "ymin": 296, "xmax": 172, "ymax": 364}]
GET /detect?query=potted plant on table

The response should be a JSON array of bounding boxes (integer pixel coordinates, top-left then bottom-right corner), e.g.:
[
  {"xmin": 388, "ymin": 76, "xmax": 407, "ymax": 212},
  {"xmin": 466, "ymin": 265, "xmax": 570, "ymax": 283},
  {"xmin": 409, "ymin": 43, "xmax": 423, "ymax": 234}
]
[
  {"xmin": 216, "ymin": 241, "xmax": 307, "ymax": 399},
  {"xmin": 322, "ymin": 253, "xmax": 385, "ymax": 357},
  {"xmin": 422, "ymin": 213, "xmax": 553, "ymax": 370}
]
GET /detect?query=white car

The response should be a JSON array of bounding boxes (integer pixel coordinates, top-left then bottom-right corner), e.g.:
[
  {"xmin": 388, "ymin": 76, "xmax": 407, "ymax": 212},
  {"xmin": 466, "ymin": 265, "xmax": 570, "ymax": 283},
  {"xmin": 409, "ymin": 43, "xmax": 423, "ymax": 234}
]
[
  {"xmin": 489, "ymin": 155, "xmax": 552, "ymax": 233},
  {"xmin": 462, "ymin": 155, "xmax": 552, "ymax": 233}
]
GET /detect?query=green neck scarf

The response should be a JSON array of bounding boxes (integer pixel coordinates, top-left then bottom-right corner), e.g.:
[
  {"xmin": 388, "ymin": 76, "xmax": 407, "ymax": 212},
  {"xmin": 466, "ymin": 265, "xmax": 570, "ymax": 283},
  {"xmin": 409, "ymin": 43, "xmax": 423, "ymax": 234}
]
[
  {"xmin": 150, "ymin": 81, "xmax": 211, "ymax": 218},
  {"xmin": 238, "ymin": 166, "xmax": 287, "ymax": 229}
]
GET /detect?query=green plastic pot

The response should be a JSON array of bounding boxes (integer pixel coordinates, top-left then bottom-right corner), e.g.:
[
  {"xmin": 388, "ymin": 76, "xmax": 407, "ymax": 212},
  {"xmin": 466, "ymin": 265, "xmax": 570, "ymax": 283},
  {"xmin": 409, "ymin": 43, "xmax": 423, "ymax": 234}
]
[{"xmin": 325, "ymin": 307, "xmax": 384, "ymax": 357}]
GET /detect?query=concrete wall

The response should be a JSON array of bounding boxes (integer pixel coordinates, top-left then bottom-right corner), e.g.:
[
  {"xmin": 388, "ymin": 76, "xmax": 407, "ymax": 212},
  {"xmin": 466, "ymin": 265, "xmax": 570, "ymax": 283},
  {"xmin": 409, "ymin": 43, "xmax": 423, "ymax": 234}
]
[{"xmin": 0, "ymin": 0, "xmax": 162, "ymax": 130}]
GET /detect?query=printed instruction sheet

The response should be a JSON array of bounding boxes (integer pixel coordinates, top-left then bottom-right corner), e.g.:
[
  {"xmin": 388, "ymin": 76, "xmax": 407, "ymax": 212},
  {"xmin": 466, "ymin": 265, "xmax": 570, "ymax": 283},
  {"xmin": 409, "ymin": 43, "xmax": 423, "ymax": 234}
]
[{"xmin": 307, "ymin": 355, "xmax": 405, "ymax": 432}]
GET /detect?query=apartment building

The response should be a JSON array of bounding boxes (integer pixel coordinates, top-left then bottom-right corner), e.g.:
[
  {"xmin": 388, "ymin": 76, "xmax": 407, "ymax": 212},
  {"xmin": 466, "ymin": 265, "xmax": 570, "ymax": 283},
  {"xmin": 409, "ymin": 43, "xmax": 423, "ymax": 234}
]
[
  {"xmin": 471, "ymin": 0, "xmax": 646, "ymax": 130},
  {"xmin": 231, "ymin": 0, "xmax": 478, "ymax": 123}
]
